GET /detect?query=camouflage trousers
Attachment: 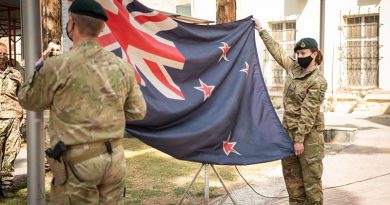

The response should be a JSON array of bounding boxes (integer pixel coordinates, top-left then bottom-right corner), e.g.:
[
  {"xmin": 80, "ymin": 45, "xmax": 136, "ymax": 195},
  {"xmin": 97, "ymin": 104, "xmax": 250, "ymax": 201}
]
[
  {"xmin": 0, "ymin": 118, "xmax": 21, "ymax": 190},
  {"xmin": 44, "ymin": 111, "xmax": 51, "ymax": 171},
  {"xmin": 49, "ymin": 145, "xmax": 126, "ymax": 205},
  {"xmin": 282, "ymin": 128, "xmax": 324, "ymax": 205}
]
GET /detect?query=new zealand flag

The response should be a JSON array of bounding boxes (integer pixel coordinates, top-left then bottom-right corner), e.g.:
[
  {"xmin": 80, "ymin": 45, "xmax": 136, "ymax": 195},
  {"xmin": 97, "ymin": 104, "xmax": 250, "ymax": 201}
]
[{"xmin": 97, "ymin": 0, "xmax": 294, "ymax": 165}]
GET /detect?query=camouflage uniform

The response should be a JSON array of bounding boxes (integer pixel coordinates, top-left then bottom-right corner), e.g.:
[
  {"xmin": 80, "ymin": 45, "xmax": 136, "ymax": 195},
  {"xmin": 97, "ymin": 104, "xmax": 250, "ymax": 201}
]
[
  {"xmin": 18, "ymin": 40, "xmax": 147, "ymax": 204},
  {"xmin": 259, "ymin": 30, "xmax": 327, "ymax": 205},
  {"xmin": 44, "ymin": 110, "xmax": 51, "ymax": 171},
  {"xmin": 0, "ymin": 66, "xmax": 23, "ymax": 191}
]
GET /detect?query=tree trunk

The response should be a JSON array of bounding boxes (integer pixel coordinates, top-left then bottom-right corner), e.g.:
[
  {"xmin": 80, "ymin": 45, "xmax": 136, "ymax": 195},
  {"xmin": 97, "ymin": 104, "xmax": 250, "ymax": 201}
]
[
  {"xmin": 41, "ymin": 0, "xmax": 62, "ymax": 49},
  {"xmin": 216, "ymin": 0, "xmax": 236, "ymax": 24}
]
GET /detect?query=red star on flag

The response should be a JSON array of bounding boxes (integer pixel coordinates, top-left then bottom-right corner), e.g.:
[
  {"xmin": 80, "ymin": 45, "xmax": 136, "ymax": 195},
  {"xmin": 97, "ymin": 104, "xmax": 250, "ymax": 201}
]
[
  {"xmin": 240, "ymin": 61, "xmax": 249, "ymax": 76},
  {"xmin": 194, "ymin": 79, "xmax": 215, "ymax": 101},
  {"xmin": 223, "ymin": 141, "xmax": 241, "ymax": 156},
  {"xmin": 218, "ymin": 42, "xmax": 230, "ymax": 62},
  {"xmin": 223, "ymin": 134, "xmax": 241, "ymax": 156}
]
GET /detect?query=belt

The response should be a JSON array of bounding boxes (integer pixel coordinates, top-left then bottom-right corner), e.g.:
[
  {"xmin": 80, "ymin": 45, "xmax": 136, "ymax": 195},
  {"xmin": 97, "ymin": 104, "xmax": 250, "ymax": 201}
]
[{"xmin": 66, "ymin": 138, "xmax": 122, "ymax": 165}]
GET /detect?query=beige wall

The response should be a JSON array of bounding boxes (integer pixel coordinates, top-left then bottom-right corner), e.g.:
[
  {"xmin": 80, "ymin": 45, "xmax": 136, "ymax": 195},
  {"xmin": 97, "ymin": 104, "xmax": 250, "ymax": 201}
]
[
  {"xmin": 235, "ymin": 0, "xmax": 388, "ymax": 92},
  {"xmin": 236, "ymin": 0, "xmax": 388, "ymax": 113},
  {"xmin": 191, "ymin": 0, "xmax": 216, "ymax": 21},
  {"xmin": 236, "ymin": 0, "xmax": 320, "ymax": 88},
  {"xmin": 138, "ymin": 0, "xmax": 193, "ymax": 14},
  {"xmin": 323, "ymin": 0, "xmax": 383, "ymax": 93},
  {"xmin": 138, "ymin": 0, "xmax": 177, "ymax": 13},
  {"xmin": 379, "ymin": 0, "xmax": 390, "ymax": 90}
]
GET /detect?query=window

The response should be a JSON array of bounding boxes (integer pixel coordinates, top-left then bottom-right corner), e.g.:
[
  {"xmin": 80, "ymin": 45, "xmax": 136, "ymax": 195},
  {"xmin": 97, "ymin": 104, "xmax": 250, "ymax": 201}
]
[
  {"xmin": 176, "ymin": 1, "xmax": 191, "ymax": 16},
  {"xmin": 263, "ymin": 21, "xmax": 296, "ymax": 89},
  {"xmin": 343, "ymin": 14, "xmax": 379, "ymax": 88}
]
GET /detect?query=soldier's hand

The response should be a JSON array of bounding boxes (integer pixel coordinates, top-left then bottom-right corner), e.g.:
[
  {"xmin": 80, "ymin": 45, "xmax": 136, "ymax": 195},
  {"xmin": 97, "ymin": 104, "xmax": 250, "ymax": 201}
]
[
  {"xmin": 294, "ymin": 143, "xmax": 304, "ymax": 156},
  {"xmin": 42, "ymin": 47, "xmax": 52, "ymax": 60},
  {"xmin": 251, "ymin": 18, "xmax": 262, "ymax": 32},
  {"xmin": 20, "ymin": 118, "xmax": 26, "ymax": 128}
]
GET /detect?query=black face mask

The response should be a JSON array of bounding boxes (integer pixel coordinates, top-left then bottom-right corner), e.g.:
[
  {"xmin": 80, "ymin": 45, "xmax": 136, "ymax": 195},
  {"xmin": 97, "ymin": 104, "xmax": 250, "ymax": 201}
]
[
  {"xmin": 297, "ymin": 55, "xmax": 313, "ymax": 68},
  {"xmin": 66, "ymin": 22, "xmax": 73, "ymax": 42}
]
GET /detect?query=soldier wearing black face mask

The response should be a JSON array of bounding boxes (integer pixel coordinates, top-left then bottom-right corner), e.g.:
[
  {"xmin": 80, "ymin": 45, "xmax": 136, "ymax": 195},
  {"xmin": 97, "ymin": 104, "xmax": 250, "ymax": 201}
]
[{"xmin": 253, "ymin": 18, "xmax": 327, "ymax": 205}]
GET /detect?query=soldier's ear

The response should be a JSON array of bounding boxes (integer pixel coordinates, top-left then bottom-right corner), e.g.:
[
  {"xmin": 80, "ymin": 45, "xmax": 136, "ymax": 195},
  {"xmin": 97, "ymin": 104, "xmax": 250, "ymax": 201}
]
[
  {"xmin": 100, "ymin": 24, "xmax": 106, "ymax": 33},
  {"xmin": 312, "ymin": 51, "xmax": 318, "ymax": 58}
]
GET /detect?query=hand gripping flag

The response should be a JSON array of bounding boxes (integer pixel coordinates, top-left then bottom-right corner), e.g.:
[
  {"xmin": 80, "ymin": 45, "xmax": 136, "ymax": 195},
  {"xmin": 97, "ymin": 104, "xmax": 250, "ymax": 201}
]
[{"xmin": 97, "ymin": 0, "xmax": 294, "ymax": 165}]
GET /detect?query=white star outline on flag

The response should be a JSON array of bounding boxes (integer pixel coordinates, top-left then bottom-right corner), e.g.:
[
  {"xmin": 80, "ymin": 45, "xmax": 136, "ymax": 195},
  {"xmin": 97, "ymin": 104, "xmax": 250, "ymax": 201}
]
[
  {"xmin": 223, "ymin": 133, "xmax": 241, "ymax": 156},
  {"xmin": 194, "ymin": 79, "xmax": 215, "ymax": 101},
  {"xmin": 240, "ymin": 62, "xmax": 249, "ymax": 77},
  {"xmin": 218, "ymin": 42, "xmax": 231, "ymax": 62}
]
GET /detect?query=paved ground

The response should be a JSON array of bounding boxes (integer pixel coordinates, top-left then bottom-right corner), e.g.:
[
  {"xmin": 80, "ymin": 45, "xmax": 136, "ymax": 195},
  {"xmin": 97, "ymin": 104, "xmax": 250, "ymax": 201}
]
[
  {"xmin": 13, "ymin": 143, "xmax": 27, "ymax": 188},
  {"xmin": 220, "ymin": 112, "xmax": 390, "ymax": 205}
]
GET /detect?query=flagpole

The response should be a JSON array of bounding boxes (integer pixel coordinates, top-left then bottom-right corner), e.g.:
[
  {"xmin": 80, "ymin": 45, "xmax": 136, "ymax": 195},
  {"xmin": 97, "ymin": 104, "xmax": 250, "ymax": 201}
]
[
  {"xmin": 177, "ymin": 163, "xmax": 238, "ymax": 205},
  {"xmin": 21, "ymin": 0, "xmax": 45, "ymax": 204},
  {"xmin": 204, "ymin": 164, "xmax": 209, "ymax": 204}
]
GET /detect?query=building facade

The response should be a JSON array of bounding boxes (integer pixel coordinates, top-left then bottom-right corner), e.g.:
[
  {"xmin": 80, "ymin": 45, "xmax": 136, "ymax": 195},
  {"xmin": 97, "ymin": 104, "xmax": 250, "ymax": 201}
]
[
  {"xmin": 59, "ymin": 0, "xmax": 390, "ymax": 114},
  {"xmin": 182, "ymin": 0, "xmax": 390, "ymax": 114}
]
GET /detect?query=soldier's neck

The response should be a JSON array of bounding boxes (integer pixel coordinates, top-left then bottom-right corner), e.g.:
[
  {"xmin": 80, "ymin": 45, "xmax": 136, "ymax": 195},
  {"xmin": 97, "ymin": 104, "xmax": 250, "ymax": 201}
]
[
  {"xmin": 303, "ymin": 64, "xmax": 317, "ymax": 73},
  {"xmin": 72, "ymin": 36, "xmax": 97, "ymax": 47},
  {"xmin": 0, "ymin": 64, "xmax": 6, "ymax": 71}
]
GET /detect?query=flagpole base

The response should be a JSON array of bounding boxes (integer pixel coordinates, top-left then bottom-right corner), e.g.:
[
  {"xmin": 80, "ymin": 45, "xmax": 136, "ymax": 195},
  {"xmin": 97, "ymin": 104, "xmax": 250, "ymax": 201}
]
[{"xmin": 176, "ymin": 163, "xmax": 238, "ymax": 205}]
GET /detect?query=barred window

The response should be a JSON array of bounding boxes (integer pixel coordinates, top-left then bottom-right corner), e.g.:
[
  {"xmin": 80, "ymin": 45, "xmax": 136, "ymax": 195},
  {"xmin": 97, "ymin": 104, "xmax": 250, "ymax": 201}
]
[
  {"xmin": 343, "ymin": 15, "xmax": 379, "ymax": 88},
  {"xmin": 263, "ymin": 21, "xmax": 296, "ymax": 89}
]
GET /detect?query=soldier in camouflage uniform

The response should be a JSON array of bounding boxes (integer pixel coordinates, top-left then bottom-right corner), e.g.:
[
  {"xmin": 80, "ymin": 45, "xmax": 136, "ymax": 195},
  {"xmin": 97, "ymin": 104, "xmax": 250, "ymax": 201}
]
[
  {"xmin": 0, "ymin": 42, "xmax": 24, "ymax": 198},
  {"xmin": 41, "ymin": 39, "xmax": 63, "ymax": 172},
  {"xmin": 18, "ymin": 0, "xmax": 146, "ymax": 204},
  {"xmin": 254, "ymin": 19, "xmax": 327, "ymax": 205}
]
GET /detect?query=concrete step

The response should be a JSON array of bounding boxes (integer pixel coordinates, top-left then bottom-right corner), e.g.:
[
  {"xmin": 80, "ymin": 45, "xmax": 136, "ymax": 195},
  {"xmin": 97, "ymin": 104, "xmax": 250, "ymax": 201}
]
[{"xmin": 324, "ymin": 127, "xmax": 357, "ymax": 144}]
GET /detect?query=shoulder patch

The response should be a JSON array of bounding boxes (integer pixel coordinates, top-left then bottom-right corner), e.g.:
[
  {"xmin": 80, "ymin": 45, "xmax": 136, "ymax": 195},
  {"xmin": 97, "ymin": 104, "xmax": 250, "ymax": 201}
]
[{"xmin": 320, "ymin": 83, "xmax": 327, "ymax": 92}]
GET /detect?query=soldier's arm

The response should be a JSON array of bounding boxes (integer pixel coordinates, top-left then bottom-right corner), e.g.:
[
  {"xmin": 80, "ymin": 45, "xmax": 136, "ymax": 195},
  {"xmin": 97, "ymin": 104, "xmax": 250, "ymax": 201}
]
[
  {"xmin": 258, "ymin": 29, "xmax": 295, "ymax": 71},
  {"xmin": 18, "ymin": 59, "xmax": 59, "ymax": 111},
  {"xmin": 124, "ymin": 65, "xmax": 146, "ymax": 121},
  {"xmin": 15, "ymin": 70, "xmax": 27, "ymax": 123},
  {"xmin": 294, "ymin": 80, "xmax": 327, "ymax": 143}
]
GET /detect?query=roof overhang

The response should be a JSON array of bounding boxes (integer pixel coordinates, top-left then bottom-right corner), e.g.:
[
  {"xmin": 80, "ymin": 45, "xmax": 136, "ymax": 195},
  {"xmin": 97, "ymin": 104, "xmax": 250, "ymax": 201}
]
[
  {"xmin": 0, "ymin": 0, "xmax": 21, "ymax": 37},
  {"xmin": 159, "ymin": 10, "xmax": 214, "ymax": 25}
]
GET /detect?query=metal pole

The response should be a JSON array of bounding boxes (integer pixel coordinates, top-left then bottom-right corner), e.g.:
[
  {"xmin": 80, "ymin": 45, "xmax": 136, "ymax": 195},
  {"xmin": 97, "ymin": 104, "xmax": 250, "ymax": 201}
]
[
  {"xmin": 22, "ymin": 0, "xmax": 45, "ymax": 204},
  {"xmin": 177, "ymin": 164, "xmax": 204, "ymax": 205},
  {"xmin": 204, "ymin": 164, "xmax": 209, "ymax": 205},
  {"xmin": 210, "ymin": 165, "xmax": 238, "ymax": 205},
  {"xmin": 61, "ymin": 0, "xmax": 71, "ymax": 51},
  {"xmin": 8, "ymin": 7, "xmax": 11, "ymax": 61},
  {"xmin": 13, "ymin": 20, "xmax": 16, "ymax": 62},
  {"xmin": 319, "ymin": 0, "xmax": 325, "ymax": 73}
]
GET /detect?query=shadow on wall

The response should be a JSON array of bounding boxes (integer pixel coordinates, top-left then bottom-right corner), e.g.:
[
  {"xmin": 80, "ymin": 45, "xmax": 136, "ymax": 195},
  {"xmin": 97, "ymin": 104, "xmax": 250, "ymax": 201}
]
[
  {"xmin": 284, "ymin": 0, "xmax": 307, "ymax": 17},
  {"xmin": 358, "ymin": 0, "xmax": 381, "ymax": 6}
]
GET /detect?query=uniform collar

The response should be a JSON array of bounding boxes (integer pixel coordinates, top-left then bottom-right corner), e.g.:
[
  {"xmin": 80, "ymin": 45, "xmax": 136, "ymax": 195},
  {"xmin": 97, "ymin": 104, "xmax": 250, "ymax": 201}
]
[
  {"xmin": 74, "ymin": 39, "xmax": 100, "ymax": 49},
  {"xmin": 293, "ymin": 66, "xmax": 319, "ymax": 79},
  {"xmin": 0, "ymin": 66, "xmax": 12, "ymax": 80},
  {"xmin": 0, "ymin": 66, "xmax": 12, "ymax": 74}
]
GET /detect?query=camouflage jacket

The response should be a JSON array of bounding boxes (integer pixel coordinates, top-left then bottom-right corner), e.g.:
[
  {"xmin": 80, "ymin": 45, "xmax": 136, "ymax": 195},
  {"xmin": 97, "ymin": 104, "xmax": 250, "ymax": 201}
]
[
  {"xmin": 259, "ymin": 30, "xmax": 327, "ymax": 143},
  {"xmin": 0, "ymin": 66, "xmax": 23, "ymax": 118},
  {"xmin": 18, "ymin": 40, "xmax": 147, "ymax": 146}
]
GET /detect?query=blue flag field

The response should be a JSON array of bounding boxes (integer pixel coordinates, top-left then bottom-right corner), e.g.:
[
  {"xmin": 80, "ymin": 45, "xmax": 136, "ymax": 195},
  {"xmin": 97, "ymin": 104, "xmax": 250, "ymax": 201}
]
[{"xmin": 97, "ymin": 0, "xmax": 294, "ymax": 165}]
